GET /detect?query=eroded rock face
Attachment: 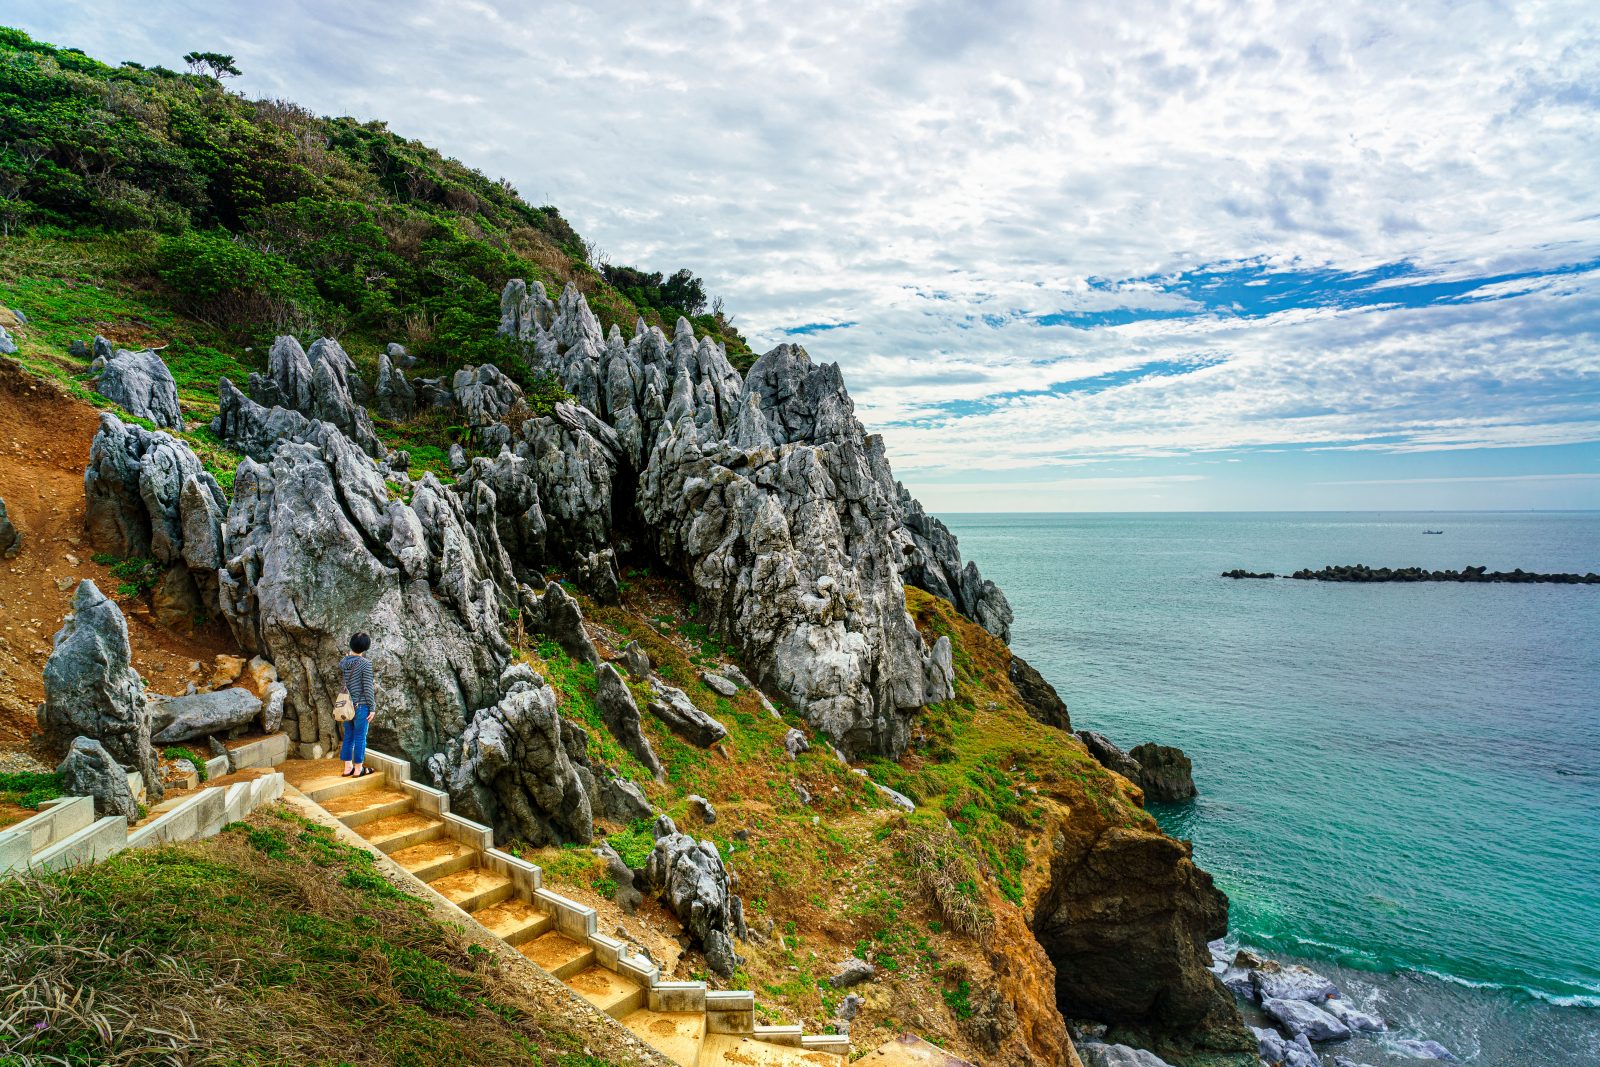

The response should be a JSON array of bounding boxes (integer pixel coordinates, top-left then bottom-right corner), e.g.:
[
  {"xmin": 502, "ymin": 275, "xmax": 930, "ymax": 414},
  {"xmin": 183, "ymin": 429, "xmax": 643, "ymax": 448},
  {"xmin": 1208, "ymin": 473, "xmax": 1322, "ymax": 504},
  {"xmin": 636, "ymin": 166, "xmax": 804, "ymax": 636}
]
[
  {"xmin": 57, "ymin": 735, "xmax": 139, "ymax": 823},
  {"xmin": 84, "ymin": 413, "xmax": 227, "ymax": 570},
  {"xmin": 150, "ymin": 687, "xmax": 262, "ymax": 744},
  {"xmin": 376, "ymin": 353, "xmax": 417, "ymax": 420},
  {"xmin": 217, "ymin": 421, "xmax": 510, "ymax": 762},
  {"xmin": 1075, "ymin": 730, "xmax": 1143, "ymax": 784},
  {"xmin": 92, "ymin": 347, "xmax": 184, "ymax": 430},
  {"xmin": 496, "ymin": 279, "xmax": 996, "ymax": 759},
  {"xmin": 37, "ymin": 581, "xmax": 162, "ymax": 801},
  {"xmin": 898, "ymin": 485, "xmax": 1013, "ymax": 642},
  {"xmin": 248, "ymin": 335, "xmax": 381, "ymax": 457},
  {"xmin": 1033, "ymin": 827, "xmax": 1250, "ymax": 1060},
  {"xmin": 1010, "ymin": 654, "xmax": 1071, "ymax": 732},
  {"xmin": 647, "ymin": 679, "xmax": 728, "ymax": 747},
  {"xmin": 453, "ymin": 364, "xmax": 523, "ymax": 440},
  {"xmin": 426, "ymin": 666, "xmax": 593, "ymax": 846},
  {"xmin": 594, "ymin": 663, "xmax": 663, "ymax": 781},
  {"xmin": 645, "ymin": 814, "xmax": 746, "ymax": 976}
]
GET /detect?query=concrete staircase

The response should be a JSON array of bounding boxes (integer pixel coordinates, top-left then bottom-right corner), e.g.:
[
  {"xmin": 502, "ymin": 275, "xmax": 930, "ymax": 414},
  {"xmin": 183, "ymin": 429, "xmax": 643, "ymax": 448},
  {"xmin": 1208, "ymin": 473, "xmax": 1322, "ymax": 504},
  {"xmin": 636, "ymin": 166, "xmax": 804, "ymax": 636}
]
[{"xmin": 295, "ymin": 750, "xmax": 848, "ymax": 1067}]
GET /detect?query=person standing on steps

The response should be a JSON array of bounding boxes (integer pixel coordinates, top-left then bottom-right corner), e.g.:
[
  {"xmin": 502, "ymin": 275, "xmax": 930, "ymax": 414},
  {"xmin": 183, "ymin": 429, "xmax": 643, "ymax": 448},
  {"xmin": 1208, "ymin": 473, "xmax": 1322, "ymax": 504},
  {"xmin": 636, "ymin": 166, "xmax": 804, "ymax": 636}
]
[{"xmin": 339, "ymin": 632, "xmax": 377, "ymax": 778}]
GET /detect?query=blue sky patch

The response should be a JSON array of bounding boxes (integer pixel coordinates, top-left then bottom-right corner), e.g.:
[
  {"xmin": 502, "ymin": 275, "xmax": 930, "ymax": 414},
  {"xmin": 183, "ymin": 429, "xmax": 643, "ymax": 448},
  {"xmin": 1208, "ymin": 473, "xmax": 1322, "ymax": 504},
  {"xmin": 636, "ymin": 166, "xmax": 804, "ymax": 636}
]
[{"xmin": 784, "ymin": 321, "xmax": 856, "ymax": 335}]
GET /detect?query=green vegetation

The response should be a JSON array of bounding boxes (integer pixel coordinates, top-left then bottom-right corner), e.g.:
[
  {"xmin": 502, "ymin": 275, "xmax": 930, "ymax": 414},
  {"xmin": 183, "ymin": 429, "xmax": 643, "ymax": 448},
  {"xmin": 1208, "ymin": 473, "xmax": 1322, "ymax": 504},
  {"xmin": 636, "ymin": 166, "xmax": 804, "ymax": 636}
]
[
  {"xmin": 0, "ymin": 770, "xmax": 65, "ymax": 811},
  {"xmin": 0, "ymin": 805, "xmax": 655, "ymax": 1065},
  {"xmin": 161, "ymin": 745, "xmax": 209, "ymax": 782},
  {"xmin": 0, "ymin": 24, "xmax": 750, "ymax": 374},
  {"xmin": 90, "ymin": 552, "xmax": 161, "ymax": 599}
]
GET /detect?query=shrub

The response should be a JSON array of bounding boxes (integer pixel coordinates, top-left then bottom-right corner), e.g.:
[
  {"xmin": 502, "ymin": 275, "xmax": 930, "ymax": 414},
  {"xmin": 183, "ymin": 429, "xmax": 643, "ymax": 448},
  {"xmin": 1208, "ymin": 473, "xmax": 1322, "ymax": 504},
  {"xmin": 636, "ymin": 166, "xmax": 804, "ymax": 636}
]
[
  {"xmin": 155, "ymin": 229, "xmax": 319, "ymax": 330},
  {"xmin": 163, "ymin": 745, "xmax": 208, "ymax": 782}
]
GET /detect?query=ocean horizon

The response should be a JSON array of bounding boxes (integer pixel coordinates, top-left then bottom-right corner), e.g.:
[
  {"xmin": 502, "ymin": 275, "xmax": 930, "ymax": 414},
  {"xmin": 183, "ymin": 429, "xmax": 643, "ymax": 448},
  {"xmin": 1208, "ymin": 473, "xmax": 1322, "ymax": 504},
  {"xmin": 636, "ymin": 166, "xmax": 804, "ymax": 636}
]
[{"xmin": 947, "ymin": 510, "xmax": 1600, "ymax": 1066}]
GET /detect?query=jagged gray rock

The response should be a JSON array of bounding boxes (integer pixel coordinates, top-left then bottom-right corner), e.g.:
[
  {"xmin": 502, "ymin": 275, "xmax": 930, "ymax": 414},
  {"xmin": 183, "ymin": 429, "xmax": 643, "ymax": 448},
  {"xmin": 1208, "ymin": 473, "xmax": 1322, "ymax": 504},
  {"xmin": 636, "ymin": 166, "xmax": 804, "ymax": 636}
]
[
  {"xmin": 211, "ymin": 377, "xmax": 316, "ymax": 461},
  {"xmin": 647, "ymin": 680, "xmax": 728, "ymax": 747},
  {"xmin": 897, "ymin": 485, "xmax": 1013, "ymax": 642},
  {"xmin": 453, "ymin": 364, "xmax": 524, "ymax": 440},
  {"xmin": 376, "ymin": 353, "xmax": 416, "ymax": 420},
  {"xmin": 0, "ymin": 323, "xmax": 15, "ymax": 355},
  {"xmin": 386, "ymin": 341, "xmax": 416, "ymax": 369},
  {"xmin": 829, "ymin": 957, "xmax": 877, "ymax": 988},
  {"xmin": 1010, "ymin": 653, "xmax": 1071, "ymax": 731},
  {"xmin": 0, "ymin": 494, "xmax": 20, "ymax": 558},
  {"xmin": 426, "ymin": 666, "xmax": 593, "ymax": 846},
  {"xmin": 57, "ymin": 736, "xmax": 140, "ymax": 823},
  {"xmin": 1253, "ymin": 963, "xmax": 1339, "ymax": 1003},
  {"xmin": 92, "ymin": 334, "xmax": 114, "ymax": 361},
  {"xmin": 621, "ymin": 640, "xmax": 651, "ymax": 679},
  {"xmin": 1075, "ymin": 730, "xmax": 1144, "ymax": 784},
  {"xmin": 218, "ymin": 421, "xmax": 510, "ymax": 762},
  {"xmin": 594, "ymin": 769, "xmax": 654, "ymax": 824},
  {"xmin": 455, "ymin": 450, "xmax": 548, "ymax": 579},
  {"xmin": 1323, "ymin": 998, "xmax": 1384, "ymax": 1033},
  {"xmin": 700, "ymin": 671, "xmax": 738, "ymax": 697},
  {"xmin": 783, "ymin": 728, "xmax": 809, "ymax": 760},
  {"xmin": 536, "ymin": 581, "xmax": 599, "ymax": 665},
  {"xmin": 261, "ymin": 681, "xmax": 287, "ymax": 733},
  {"xmin": 687, "ymin": 794, "xmax": 716, "ymax": 824},
  {"xmin": 594, "ymin": 663, "xmax": 663, "ymax": 781},
  {"xmin": 248, "ymin": 335, "xmax": 381, "ymax": 457},
  {"xmin": 595, "ymin": 840, "xmax": 643, "ymax": 913},
  {"xmin": 1079, "ymin": 1045, "xmax": 1175, "ymax": 1067},
  {"xmin": 150, "ymin": 687, "xmax": 263, "ymax": 744},
  {"xmin": 37, "ymin": 581, "xmax": 162, "ymax": 801},
  {"xmin": 1263, "ymin": 996, "xmax": 1350, "ymax": 1042},
  {"xmin": 645, "ymin": 815, "xmax": 745, "ymax": 976},
  {"xmin": 92, "ymin": 347, "xmax": 184, "ymax": 430}
]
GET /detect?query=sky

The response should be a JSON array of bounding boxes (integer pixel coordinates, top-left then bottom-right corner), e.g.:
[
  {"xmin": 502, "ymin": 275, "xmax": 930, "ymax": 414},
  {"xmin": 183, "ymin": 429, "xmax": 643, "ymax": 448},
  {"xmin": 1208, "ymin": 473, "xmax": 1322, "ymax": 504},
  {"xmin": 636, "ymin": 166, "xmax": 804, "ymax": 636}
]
[{"xmin": 14, "ymin": 0, "xmax": 1600, "ymax": 511}]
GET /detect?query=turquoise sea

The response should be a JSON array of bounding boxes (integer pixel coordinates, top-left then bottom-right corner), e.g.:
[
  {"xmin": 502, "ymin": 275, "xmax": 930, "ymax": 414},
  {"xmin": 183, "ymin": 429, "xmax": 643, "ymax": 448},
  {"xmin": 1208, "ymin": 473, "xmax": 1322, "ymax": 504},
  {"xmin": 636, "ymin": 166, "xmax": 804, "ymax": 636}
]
[{"xmin": 944, "ymin": 513, "xmax": 1600, "ymax": 1067}]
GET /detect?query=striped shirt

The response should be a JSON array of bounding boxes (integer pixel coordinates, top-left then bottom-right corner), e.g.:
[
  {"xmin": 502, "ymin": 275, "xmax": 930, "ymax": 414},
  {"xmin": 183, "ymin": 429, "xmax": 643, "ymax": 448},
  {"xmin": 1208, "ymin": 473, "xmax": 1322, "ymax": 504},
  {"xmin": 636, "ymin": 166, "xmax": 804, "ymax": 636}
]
[{"xmin": 339, "ymin": 654, "xmax": 375, "ymax": 709}]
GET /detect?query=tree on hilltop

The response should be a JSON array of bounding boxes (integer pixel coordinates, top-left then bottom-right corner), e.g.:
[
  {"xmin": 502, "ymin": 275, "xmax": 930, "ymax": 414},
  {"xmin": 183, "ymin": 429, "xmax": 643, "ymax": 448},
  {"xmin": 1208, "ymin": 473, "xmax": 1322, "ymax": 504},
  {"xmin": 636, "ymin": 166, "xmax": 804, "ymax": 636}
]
[{"xmin": 183, "ymin": 51, "xmax": 241, "ymax": 79}]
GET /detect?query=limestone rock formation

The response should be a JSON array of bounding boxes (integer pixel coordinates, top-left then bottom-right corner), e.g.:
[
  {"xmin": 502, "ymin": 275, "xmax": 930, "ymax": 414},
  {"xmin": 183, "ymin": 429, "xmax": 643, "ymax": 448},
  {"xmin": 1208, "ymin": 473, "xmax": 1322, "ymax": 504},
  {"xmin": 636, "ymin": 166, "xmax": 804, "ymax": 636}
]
[
  {"xmin": 1075, "ymin": 730, "xmax": 1144, "ymax": 784},
  {"xmin": 426, "ymin": 666, "xmax": 593, "ymax": 846},
  {"xmin": 829, "ymin": 957, "xmax": 877, "ymax": 988},
  {"xmin": 1033, "ymin": 827, "xmax": 1249, "ymax": 1058},
  {"xmin": 211, "ymin": 377, "xmax": 316, "ymax": 461},
  {"xmin": 376, "ymin": 353, "xmax": 417, "ymax": 420},
  {"xmin": 1262, "ymin": 997, "xmax": 1350, "ymax": 1042},
  {"xmin": 536, "ymin": 581, "xmax": 599, "ymax": 665},
  {"xmin": 1079, "ymin": 1044, "xmax": 1174, "ymax": 1067},
  {"xmin": 621, "ymin": 640, "xmax": 651, "ymax": 679},
  {"xmin": 91, "ymin": 346, "xmax": 184, "ymax": 430},
  {"xmin": 386, "ymin": 341, "xmax": 415, "ymax": 369},
  {"xmin": 248, "ymin": 335, "xmax": 381, "ymax": 457},
  {"xmin": 1251, "ymin": 963, "xmax": 1338, "ymax": 1004},
  {"xmin": 647, "ymin": 680, "xmax": 728, "ymax": 747},
  {"xmin": 644, "ymin": 814, "xmax": 746, "ymax": 976},
  {"xmin": 37, "ymin": 580, "xmax": 162, "ymax": 800},
  {"xmin": 57, "ymin": 735, "xmax": 140, "ymax": 823},
  {"xmin": 453, "ymin": 363, "xmax": 523, "ymax": 441},
  {"xmin": 594, "ymin": 662, "xmax": 663, "ymax": 781},
  {"xmin": 1128, "ymin": 743, "xmax": 1196, "ymax": 803},
  {"xmin": 217, "ymin": 420, "xmax": 510, "ymax": 762},
  {"xmin": 0, "ymin": 494, "xmax": 20, "ymax": 558},
  {"xmin": 150, "ymin": 687, "xmax": 263, "ymax": 744},
  {"xmin": 1010, "ymin": 654, "xmax": 1071, "ymax": 731},
  {"xmin": 496, "ymin": 279, "xmax": 995, "ymax": 758}
]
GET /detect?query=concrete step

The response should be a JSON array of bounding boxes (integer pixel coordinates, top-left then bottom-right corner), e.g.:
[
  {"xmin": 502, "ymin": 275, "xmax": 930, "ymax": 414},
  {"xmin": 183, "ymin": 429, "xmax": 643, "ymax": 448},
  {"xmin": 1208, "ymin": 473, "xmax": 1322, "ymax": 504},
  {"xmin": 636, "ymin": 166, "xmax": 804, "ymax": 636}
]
[
  {"xmin": 565, "ymin": 964, "xmax": 646, "ymax": 1019},
  {"xmin": 472, "ymin": 897, "xmax": 553, "ymax": 947},
  {"xmin": 356, "ymin": 811, "xmax": 445, "ymax": 853},
  {"xmin": 622, "ymin": 1009, "xmax": 706, "ymax": 1067},
  {"xmin": 302, "ymin": 769, "xmax": 388, "ymax": 805},
  {"xmin": 390, "ymin": 838, "xmax": 478, "ymax": 882},
  {"xmin": 28, "ymin": 814, "xmax": 128, "ymax": 872},
  {"xmin": 519, "ymin": 930, "xmax": 595, "ymax": 980},
  {"xmin": 755, "ymin": 1024, "xmax": 803, "ymax": 1047},
  {"xmin": 429, "ymin": 866, "xmax": 512, "ymax": 913},
  {"xmin": 700, "ymin": 1034, "xmax": 843, "ymax": 1066},
  {"xmin": 322, "ymin": 788, "xmax": 411, "ymax": 828}
]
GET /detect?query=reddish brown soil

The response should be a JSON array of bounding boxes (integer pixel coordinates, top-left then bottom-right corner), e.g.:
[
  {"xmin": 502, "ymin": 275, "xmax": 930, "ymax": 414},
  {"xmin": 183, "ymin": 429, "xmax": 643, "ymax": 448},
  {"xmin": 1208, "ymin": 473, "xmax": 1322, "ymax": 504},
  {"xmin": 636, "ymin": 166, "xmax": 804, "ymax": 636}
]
[{"xmin": 0, "ymin": 358, "xmax": 236, "ymax": 755}]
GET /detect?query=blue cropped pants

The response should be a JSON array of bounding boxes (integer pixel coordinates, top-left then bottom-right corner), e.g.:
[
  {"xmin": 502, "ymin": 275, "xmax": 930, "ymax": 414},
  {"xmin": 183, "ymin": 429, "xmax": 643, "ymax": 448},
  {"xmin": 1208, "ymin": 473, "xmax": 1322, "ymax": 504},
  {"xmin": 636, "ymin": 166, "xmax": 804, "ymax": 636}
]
[{"xmin": 340, "ymin": 704, "xmax": 371, "ymax": 763}]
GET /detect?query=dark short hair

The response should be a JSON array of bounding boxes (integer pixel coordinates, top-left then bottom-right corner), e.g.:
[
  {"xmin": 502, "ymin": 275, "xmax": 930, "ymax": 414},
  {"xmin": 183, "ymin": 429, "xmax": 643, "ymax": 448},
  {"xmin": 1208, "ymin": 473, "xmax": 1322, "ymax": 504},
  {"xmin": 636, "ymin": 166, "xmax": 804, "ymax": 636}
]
[{"xmin": 350, "ymin": 632, "xmax": 371, "ymax": 653}]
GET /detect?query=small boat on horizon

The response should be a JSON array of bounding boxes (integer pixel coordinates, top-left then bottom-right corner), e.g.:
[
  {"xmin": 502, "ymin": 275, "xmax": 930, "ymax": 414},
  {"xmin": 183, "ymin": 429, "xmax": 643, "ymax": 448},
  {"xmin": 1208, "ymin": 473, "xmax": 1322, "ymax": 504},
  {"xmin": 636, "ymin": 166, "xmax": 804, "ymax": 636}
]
[{"xmin": 1424, "ymin": 529, "xmax": 1444, "ymax": 535}]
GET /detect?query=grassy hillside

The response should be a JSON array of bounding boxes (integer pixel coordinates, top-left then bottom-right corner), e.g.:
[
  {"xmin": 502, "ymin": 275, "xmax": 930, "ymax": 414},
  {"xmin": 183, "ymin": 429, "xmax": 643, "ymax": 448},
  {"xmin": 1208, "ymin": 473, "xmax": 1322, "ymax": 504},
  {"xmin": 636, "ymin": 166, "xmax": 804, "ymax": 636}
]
[
  {"xmin": 0, "ymin": 25, "xmax": 750, "ymax": 374},
  {"xmin": 0, "ymin": 806, "xmax": 658, "ymax": 1066}
]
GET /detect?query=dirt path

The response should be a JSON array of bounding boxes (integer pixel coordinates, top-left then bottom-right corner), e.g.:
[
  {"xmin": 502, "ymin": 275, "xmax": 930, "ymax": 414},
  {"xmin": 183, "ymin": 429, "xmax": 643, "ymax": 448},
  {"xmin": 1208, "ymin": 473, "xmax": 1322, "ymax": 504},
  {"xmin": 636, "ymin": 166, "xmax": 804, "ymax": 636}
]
[{"xmin": 0, "ymin": 357, "xmax": 236, "ymax": 757}]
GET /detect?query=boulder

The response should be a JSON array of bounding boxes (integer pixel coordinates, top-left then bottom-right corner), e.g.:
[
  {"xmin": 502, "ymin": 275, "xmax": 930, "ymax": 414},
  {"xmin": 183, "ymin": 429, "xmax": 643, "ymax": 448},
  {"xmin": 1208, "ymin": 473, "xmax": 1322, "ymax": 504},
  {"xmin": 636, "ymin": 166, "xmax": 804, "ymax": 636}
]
[
  {"xmin": 150, "ymin": 687, "xmax": 263, "ymax": 744},
  {"xmin": 871, "ymin": 781, "xmax": 916, "ymax": 811},
  {"xmin": 700, "ymin": 671, "xmax": 738, "ymax": 697},
  {"xmin": 594, "ymin": 662, "xmax": 663, "ymax": 781},
  {"xmin": 1078, "ymin": 1044, "xmax": 1175, "ymax": 1067},
  {"xmin": 1009, "ymin": 653, "xmax": 1071, "ymax": 731},
  {"xmin": 0, "ymin": 323, "xmax": 15, "ymax": 355},
  {"xmin": 1253, "ymin": 964, "xmax": 1339, "ymax": 1003},
  {"xmin": 1322, "ymin": 998, "xmax": 1384, "ymax": 1034},
  {"xmin": 783, "ymin": 728, "xmax": 809, "ymax": 759},
  {"xmin": 647, "ymin": 680, "xmax": 728, "ymax": 747},
  {"xmin": 84, "ymin": 412, "xmax": 227, "ymax": 566},
  {"xmin": 1329, "ymin": 1058, "xmax": 1378, "ymax": 1067},
  {"xmin": 386, "ymin": 341, "xmax": 415, "ymax": 369},
  {"xmin": 621, "ymin": 640, "xmax": 651, "ymax": 679},
  {"xmin": 1220, "ymin": 965, "xmax": 1255, "ymax": 998},
  {"xmin": 830, "ymin": 957, "xmax": 877, "ymax": 988},
  {"xmin": 1254, "ymin": 1027, "xmax": 1322, "ymax": 1067},
  {"xmin": 0, "ymin": 494, "xmax": 20, "ymax": 558},
  {"xmin": 644, "ymin": 815, "xmax": 745, "ymax": 976},
  {"xmin": 248, "ymin": 335, "xmax": 381, "ymax": 457},
  {"xmin": 453, "ymin": 364, "xmax": 524, "ymax": 439},
  {"xmin": 1262, "ymin": 997, "xmax": 1350, "ymax": 1042},
  {"xmin": 721, "ymin": 664, "xmax": 754, "ymax": 689},
  {"xmin": 261, "ymin": 682, "xmax": 287, "ymax": 733},
  {"xmin": 57, "ymin": 736, "xmax": 139, "ymax": 823},
  {"xmin": 37, "ymin": 581, "xmax": 162, "ymax": 801},
  {"xmin": 92, "ymin": 347, "xmax": 184, "ymax": 429},
  {"xmin": 687, "ymin": 794, "xmax": 716, "ymax": 824},
  {"xmin": 426, "ymin": 667, "xmax": 593, "ymax": 846},
  {"xmin": 896, "ymin": 484, "xmax": 1013, "ymax": 642},
  {"xmin": 211, "ymin": 376, "xmax": 317, "ymax": 461},
  {"xmin": 92, "ymin": 334, "xmax": 114, "ymax": 361},
  {"xmin": 594, "ymin": 770, "xmax": 654, "ymax": 824},
  {"xmin": 836, "ymin": 993, "xmax": 864, "ymax": 1022},
  {"xmin": 1075, "ymin": 730, "xmax": 1143, "ymax": 783},
  {"xmin": 595, "ymin": 840, "xmax": 643, "ymax": 913},
  {"xmin": 1130, "ymin": 742, "xmax": 1197, "ymax": 802}
]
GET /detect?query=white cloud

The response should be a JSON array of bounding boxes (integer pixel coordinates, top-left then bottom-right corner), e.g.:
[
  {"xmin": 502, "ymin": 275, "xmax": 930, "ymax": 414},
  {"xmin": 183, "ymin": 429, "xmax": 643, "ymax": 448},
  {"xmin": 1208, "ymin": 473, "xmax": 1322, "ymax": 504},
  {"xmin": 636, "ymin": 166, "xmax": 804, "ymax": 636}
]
[{"xmin": 12, "ymin": 0, "xmax": 1600, "ymax": 509}]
